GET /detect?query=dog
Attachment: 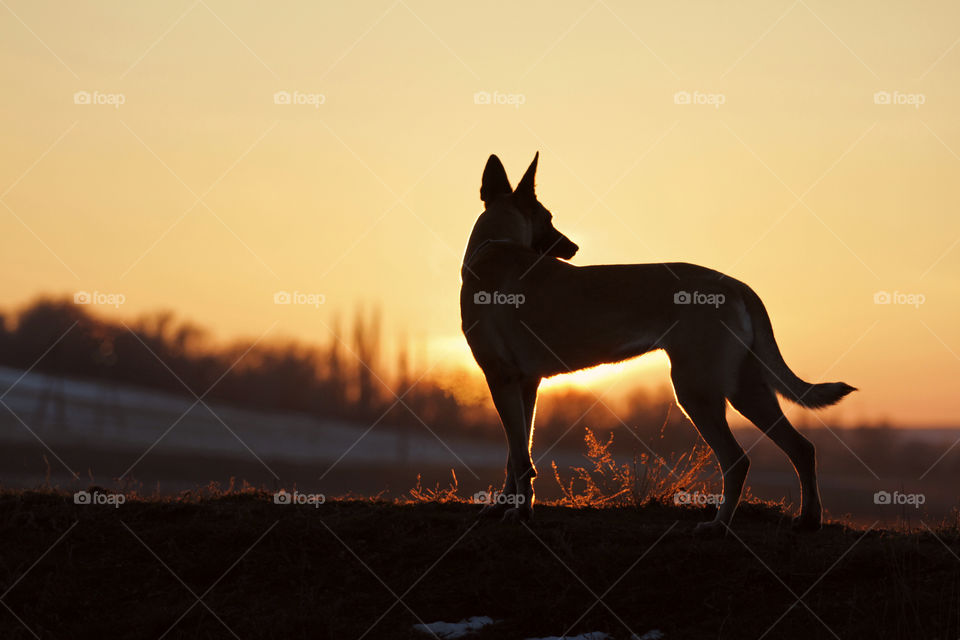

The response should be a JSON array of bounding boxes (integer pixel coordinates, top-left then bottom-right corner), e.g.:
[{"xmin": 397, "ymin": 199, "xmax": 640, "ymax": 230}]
[{"xmin": 460, "ymin": 152, "xmax": 855, "ymax": 533}]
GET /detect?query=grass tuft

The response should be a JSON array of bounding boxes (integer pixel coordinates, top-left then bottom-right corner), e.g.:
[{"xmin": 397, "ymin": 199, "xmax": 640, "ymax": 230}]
[{"xmin": 551, "ymin": 426, "xmax": 720, "ymax": 508}]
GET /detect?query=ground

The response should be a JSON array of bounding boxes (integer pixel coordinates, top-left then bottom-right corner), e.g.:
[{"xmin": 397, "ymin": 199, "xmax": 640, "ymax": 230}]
[{"xmin": 1, "ymin": 491, "xmax": 958, "ymax": 639}]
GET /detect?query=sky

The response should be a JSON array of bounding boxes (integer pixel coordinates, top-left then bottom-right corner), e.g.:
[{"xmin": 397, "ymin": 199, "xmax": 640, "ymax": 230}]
[{"xmin": 1, "ymin": 1, "xmax": 958, "ymax": 426}]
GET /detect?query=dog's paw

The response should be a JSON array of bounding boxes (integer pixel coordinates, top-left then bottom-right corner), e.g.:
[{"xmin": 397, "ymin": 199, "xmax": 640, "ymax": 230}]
[
  {"xmin": 791, "ymin": 515, "xmax": 822, "ymax": 533},
  {"xmin": 477, "ymin": 502, "xmax": 509, "ymax": 519},
  {"xmin": 501, "ymin": 506, "xmax": 532, "ymax": 524},
  {"xmin": 693, "ymin": 520, "xmax": 727, "ymax": 538}
]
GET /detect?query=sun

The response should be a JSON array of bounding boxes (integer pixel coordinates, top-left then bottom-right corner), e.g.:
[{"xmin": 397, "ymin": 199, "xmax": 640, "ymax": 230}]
[
  {"xmin": 539, "ymin": 351, "xmax": 672, "ymax": 393},
  {"xmin": 429, "ymin": 333, "xmax": 671, "ymax": 397}
]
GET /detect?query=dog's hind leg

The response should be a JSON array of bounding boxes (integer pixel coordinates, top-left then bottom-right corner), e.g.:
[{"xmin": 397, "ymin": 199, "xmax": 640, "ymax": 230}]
[
  {"xmin": 485, "ymin": 378, "xmax": 538, "ymax": 522},
  {"xmin": 671, "ymin": 364, "xmax": 748, "ymax": 535},
  {"xmin": 730, "ymin": 358, "xmax": 821, "ymax": 531}
]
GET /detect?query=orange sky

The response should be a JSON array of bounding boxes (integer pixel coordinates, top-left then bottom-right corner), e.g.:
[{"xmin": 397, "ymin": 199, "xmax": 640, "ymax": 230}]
[{"xmin": 1, "ymin": 1, "xmax": 959, "ymax": 426}]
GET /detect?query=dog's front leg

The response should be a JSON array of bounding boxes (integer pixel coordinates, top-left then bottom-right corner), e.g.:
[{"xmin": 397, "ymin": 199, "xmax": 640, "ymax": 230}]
[
  {"xmin": 486, "ymin": 378, "xmax": 539, "ymax": 522},
  {"xmin": 478, "ymin": 454, "xmax": 516, "ymax": 519}
]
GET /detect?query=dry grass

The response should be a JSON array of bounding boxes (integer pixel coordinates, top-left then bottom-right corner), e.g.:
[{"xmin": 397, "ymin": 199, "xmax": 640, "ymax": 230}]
[
  {"xmin": 551, "ymin": 427, "xmax": 720, "ymax": 508},
  {"xmin": 406, "ymin": 469, "xmax": 464, "ymax": 504},
  {"xmin": 401, "ymin": 425, "xmax": 729, "ymax": 512}
]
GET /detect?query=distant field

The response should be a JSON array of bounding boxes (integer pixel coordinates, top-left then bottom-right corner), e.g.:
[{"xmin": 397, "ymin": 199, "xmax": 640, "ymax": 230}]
[
  {"xmin": 1, "ymin": 491, "xmax": 959, "ymax": 639},
  {"xmin": 3, "ymin": 365, "xmax": 960, "ymax": 530}
]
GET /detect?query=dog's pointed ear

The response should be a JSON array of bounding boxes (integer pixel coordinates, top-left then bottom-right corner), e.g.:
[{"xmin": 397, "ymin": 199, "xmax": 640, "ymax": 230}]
[
  {"xmin": 514, "ymin": 152, "xmax": 539, "ymax": 204},
  {"xmin": 480, "ymin": 155, "xmax": 512, "ymax": 204}
]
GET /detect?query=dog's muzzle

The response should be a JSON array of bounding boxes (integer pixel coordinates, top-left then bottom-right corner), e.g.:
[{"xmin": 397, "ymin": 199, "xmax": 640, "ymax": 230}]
[{"xmin": 554, "ymin": 237, "xmax": 578, "ymax": 260}]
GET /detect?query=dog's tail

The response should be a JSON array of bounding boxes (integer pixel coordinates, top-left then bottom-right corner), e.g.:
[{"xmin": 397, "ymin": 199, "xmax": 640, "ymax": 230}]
[{"xmin": 744, "ymin": 288, "xmax": 856, "ymax": 408}]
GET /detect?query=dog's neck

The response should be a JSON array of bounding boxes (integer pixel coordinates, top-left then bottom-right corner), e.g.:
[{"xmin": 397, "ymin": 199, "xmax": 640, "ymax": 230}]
[
  {"xmin": 462, "ymin": 237, "xmax": 517, "ymax": 270},
  {"xmin": 462, "ymin": 206, "xmax": 532, "ymax": 274}
]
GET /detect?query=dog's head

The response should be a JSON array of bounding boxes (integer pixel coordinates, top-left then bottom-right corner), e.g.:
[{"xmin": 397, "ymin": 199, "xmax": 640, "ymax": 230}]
[{"xmin": 479, "ymin": 153, "xmax": 579, "ymax": 260}]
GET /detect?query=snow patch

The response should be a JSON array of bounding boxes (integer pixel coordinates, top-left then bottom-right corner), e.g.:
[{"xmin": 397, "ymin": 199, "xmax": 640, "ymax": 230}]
[
  {"xmin": 523, "ymin": 631, "xmax": 663, "ymax": 640},
  {"xmin": 413, "ymin": 616, "xmax": 495, "ymax": 638},
  {"xmin": 524, "ymin": 633, "xmax": 610, "ymax": 640}
]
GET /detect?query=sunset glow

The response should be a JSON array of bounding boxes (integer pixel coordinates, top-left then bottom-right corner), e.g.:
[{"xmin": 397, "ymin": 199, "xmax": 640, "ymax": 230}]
[{"xmin": 2, "ymin": 1, "xmax": 959, "ymax": 425}]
